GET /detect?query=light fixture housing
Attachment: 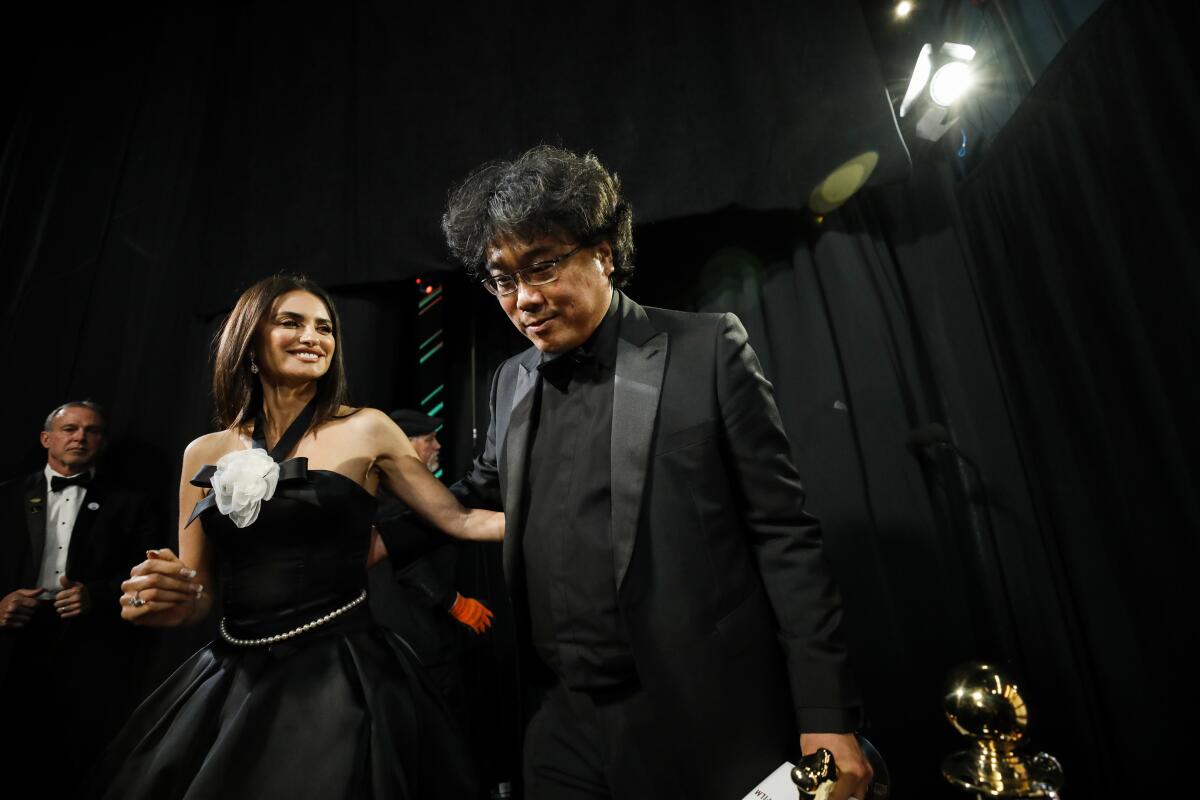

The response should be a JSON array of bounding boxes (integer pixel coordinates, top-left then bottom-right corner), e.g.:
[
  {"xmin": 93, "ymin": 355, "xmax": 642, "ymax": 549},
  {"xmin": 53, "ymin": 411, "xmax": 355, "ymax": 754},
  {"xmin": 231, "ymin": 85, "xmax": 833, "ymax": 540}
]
[
  {"xmin": 898, "ymin": 42, "xmax": 977, "ymax": 141},
  {"xmin": 899, "ymin": 44, "xmax": 933, "ymax": 119}
]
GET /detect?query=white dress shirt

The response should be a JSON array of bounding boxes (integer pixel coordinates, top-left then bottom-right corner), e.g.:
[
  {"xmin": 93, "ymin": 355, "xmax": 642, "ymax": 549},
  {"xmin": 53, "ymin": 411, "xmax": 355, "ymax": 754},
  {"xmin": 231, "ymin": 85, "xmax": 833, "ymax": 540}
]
[{"xmin": 38, "ymin": 465, "xmax": 92, "ymax": 595}]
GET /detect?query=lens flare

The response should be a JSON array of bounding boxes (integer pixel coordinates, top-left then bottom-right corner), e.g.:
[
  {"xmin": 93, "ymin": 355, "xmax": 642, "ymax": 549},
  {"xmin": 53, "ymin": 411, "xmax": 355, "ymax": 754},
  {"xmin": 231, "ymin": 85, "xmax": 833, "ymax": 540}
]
[{"xmin": 930, "ymin": 61, "xmax": 972, "ymax": 107}]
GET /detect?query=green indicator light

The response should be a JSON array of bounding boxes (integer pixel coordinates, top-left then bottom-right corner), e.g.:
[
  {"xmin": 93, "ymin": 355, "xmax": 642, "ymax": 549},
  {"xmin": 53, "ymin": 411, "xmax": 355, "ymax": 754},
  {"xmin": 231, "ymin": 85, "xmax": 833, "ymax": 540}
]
[
  {"xmin": 418, "ymin": 288, "xmax": 443, "ymax": 310},
  {"xmin": 418, "ymin": 342, "xmax": 444, "ymax": 364},
  {"xmin": 419, "ymin": 330, "xmax": 443, "ymax": 351},
  {"xmin": 418, "ymin": 295, "xmax": 444, "ymax": 316}
]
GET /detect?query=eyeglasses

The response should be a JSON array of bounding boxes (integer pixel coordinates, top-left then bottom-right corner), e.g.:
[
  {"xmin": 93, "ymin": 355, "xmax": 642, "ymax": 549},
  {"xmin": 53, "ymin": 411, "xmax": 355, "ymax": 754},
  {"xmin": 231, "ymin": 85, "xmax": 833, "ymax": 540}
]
[{"xmin": 479, "ymin": 245, "xmax": 585, "ymax": 297}]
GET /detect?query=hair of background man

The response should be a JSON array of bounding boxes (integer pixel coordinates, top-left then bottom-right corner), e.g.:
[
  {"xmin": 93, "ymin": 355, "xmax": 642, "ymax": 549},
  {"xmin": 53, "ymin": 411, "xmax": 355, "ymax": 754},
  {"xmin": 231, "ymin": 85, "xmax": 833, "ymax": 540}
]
[{"xmin": 43, "ymin": 400, "xmax": 108, "ymax": 432}]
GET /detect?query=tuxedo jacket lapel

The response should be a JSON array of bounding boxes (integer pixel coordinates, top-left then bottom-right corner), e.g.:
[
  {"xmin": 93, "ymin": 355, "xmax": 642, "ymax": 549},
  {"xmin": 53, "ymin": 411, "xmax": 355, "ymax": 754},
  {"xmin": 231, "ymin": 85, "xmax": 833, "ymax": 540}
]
[
  {"xmin": 66, "ymin": 483, "xmax": 103, "ymax": 576},
  {"xmin": 495, "ymin": 293, "xmax": 666, "ymax": 591},
  {"xmin": 23, "ymin": 473, "xmax": 46, "ymax": 587},
  {"xmin": 610, "ymin": 295, "xmax": 667, "ymax": 591},
  {"xmin": 501, "ymin": 350, "xmax": 541, "ymax": 583}
]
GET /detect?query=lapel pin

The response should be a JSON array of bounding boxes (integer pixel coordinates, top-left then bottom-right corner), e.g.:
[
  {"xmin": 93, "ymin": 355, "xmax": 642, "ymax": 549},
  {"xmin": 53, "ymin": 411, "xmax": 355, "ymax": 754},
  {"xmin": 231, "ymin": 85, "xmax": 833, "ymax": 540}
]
[{"xmin": 87, "ymin": 501, "xmax": 100, "ymax": 511}]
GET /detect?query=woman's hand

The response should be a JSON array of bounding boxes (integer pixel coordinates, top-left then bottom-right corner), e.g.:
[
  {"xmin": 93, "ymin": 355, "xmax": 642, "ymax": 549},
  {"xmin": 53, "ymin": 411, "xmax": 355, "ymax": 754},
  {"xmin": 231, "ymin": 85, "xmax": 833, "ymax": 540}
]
[{"xmin": 120, "ymin": 548, "xmax": 208, "ymax": 627}]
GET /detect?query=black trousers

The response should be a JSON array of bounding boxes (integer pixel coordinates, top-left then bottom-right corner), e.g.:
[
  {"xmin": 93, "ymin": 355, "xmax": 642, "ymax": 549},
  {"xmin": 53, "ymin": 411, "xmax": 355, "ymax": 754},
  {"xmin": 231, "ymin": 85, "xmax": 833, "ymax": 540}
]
[
  {"xmin": 0, "ymin": 603, "xmax": 137, "ymax": 792},
  {"xmin": 523, "ymin": 679, "xmax": 676, "ymax": 800}
]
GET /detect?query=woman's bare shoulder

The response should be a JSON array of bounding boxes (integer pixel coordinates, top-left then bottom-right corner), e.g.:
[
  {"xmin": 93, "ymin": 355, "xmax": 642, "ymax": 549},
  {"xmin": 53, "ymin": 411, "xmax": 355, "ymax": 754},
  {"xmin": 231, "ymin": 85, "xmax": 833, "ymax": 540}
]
[
  {"xmin": 182, "ymin": 429, "xmax": 244, "ymax": 468},
  {"xmin": 329, "ymin": 406, "xmax": 394, "ymax": 432}
]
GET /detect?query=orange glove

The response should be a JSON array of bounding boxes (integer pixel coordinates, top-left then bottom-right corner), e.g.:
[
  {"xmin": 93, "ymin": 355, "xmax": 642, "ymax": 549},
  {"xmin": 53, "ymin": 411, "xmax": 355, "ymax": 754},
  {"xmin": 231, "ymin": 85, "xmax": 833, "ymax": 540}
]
[{"xmin": 448, "ymin": 594, "xmax": 494, "ymax": 634}]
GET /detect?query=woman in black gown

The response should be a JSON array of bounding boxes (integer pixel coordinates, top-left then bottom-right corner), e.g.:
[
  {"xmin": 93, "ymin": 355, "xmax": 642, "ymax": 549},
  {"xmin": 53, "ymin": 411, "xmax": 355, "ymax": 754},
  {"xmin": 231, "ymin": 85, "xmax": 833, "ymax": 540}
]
[{"xmin": 93, "ymin": 275, "xmax": 503, "ymax": 799}]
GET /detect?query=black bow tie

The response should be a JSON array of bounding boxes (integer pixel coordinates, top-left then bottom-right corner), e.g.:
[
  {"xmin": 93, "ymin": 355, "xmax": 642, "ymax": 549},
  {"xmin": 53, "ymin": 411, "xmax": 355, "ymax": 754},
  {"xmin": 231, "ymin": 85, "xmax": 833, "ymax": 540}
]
[
  {"xmin": 539, "ymin": 347, "xmax": 599, "ymax": 390},
  {"xmin": 50, "ymin": 473, "xmax": 91, "ymax": 492},
  {"xmin": 542, "ymin": 347, "xmax": 597, "ymax": 376}
]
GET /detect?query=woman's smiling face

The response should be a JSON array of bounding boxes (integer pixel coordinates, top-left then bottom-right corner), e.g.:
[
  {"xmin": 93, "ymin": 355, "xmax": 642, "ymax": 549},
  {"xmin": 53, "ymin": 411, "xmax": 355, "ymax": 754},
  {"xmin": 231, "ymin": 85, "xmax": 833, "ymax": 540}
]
[{"xmin": 256, "ymin": 290, "xmax": 336, "ymax": 384}]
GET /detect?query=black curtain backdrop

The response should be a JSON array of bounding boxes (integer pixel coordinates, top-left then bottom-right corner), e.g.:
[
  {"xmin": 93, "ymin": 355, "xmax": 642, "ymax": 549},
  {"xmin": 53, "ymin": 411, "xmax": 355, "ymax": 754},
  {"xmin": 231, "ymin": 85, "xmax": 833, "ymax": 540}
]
[
  {"xmin": 952, "ymin": 0, "xmax": 1197, "ymax": 790},
  {"xmin": 0, "ymin": 0, "xmax": 904, "ymax": 478},
  {"xmin": 2, "ymin": 1, "xmax": 1195, "ymax": 798},
  {"xmin": 631, "ymin": 2, "xmax": 1195, "ymax": 797},
  {"xmin": 633, "ymin": 189, "xmax": 1014, "ymax": 799}
]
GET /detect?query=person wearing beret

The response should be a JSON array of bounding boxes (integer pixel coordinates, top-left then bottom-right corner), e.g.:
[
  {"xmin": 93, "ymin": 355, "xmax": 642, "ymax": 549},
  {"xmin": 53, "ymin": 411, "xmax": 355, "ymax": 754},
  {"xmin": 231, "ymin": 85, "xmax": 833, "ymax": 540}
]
[{"xmin": 369, "ymin": 408, "xmax": 494, "ymax": 717}]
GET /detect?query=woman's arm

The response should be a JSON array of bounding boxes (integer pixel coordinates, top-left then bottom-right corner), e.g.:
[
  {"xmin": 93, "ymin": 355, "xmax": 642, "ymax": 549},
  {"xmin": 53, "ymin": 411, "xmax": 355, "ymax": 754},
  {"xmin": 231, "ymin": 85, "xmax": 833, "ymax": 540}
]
[
  {"xmin": 366, "ymin": 410, "xmax": 504, "ymax": 542},
  {"xmin": 120, "ymin": 435, "xmax": 217, "ymax": 626}
]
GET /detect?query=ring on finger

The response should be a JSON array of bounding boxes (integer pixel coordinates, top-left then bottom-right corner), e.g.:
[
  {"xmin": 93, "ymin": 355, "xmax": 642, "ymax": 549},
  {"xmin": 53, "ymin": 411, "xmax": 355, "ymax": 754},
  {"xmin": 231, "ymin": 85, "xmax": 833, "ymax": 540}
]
[{"xmin": 129, "ymin": 591, "xmax": 146, "ymax": 608}]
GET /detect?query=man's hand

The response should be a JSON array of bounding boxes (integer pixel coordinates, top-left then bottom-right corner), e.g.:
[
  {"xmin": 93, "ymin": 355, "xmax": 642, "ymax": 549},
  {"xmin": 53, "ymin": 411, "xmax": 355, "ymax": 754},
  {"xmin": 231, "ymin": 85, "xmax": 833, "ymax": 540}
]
[
  {"xmin": 55, "ymin": 575, "xmax": 91, "ymax": 618},
  {"xmin": 448, "ymin": 594, "xmax": 494, "ymax": 633},
  {"xmin": 800, "ymin": 732, "xmax": 873, "ymax": 800},
  {"xmin": 0, "ymin": 587, "xmax": 44, "ymax": 628}
]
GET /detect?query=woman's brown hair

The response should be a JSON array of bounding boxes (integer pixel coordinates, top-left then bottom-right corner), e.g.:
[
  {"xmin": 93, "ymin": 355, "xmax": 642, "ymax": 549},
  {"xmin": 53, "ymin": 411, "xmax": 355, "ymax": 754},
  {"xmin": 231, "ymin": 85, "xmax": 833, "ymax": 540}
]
[{"xmin": 211, "ymin": 274, "xmax": 349, "ymax": 431}]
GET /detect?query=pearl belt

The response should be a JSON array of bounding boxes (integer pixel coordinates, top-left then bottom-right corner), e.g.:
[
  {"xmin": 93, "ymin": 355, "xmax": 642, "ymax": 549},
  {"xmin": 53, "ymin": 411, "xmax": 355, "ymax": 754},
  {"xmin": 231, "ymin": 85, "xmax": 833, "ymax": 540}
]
[{"xmin": 219, "ymin": 589, "xmax": 368, "ymax": 647}]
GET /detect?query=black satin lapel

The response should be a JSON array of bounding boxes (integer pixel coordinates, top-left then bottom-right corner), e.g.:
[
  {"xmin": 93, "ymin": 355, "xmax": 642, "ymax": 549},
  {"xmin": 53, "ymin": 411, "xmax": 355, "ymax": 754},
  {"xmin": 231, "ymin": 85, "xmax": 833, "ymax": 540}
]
[
  {"xmin": 502, "ymin": 363, "xmax": 540, "ymax": 584},
  {"xmin": 65, "ymin": 485, "xmax": 102, "ymax": 575},
  {"xmin": 23, "ymin": 477, "xmax": 47, "ymax": 586},
  {"xmin": 611, "ymin": 331, "xmax": 668, "ymax": 591}
]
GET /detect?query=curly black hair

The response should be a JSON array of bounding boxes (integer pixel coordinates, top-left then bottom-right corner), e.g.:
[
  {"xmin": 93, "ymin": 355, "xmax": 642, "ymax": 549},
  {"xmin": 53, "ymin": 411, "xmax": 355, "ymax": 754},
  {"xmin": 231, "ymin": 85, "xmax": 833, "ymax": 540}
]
[{"xmin": 441, "ymin": 145, "xmax": 635, "ymax": 287}]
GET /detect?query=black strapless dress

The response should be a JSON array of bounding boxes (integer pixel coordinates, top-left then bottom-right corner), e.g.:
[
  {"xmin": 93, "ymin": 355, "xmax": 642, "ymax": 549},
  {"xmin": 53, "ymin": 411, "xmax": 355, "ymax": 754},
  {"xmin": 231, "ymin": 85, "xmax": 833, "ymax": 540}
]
[{"xmin": 91, "ymin": 445, "xmax": 477, "ymax": 799}]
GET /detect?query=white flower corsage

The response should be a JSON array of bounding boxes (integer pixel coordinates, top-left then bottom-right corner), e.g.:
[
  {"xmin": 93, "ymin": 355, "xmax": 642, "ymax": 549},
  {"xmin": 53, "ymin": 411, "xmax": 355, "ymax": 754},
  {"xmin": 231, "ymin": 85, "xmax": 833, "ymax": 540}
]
[{"xmin": 209, "ymin": 448, "xmax": 280, "ymax": 528}]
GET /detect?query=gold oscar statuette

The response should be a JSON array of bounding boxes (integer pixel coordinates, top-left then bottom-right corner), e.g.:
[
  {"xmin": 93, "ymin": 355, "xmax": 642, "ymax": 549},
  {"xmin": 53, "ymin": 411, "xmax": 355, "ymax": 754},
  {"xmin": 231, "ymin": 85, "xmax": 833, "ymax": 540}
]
[{"xmin": 791, "ymin": 736, "xmax": 890, "ymax": 800}]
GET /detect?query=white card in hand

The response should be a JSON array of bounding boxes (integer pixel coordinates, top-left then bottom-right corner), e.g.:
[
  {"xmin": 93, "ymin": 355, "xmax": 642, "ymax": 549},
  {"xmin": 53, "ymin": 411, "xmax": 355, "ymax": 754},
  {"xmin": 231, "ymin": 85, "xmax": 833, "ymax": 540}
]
[
  {"xmin": 742, "ymin": 761, "xmax": 796, "ymax": 800},
  {"xmin": 741, "ymin": 761, "xmax": 837, "ymax": 800}
]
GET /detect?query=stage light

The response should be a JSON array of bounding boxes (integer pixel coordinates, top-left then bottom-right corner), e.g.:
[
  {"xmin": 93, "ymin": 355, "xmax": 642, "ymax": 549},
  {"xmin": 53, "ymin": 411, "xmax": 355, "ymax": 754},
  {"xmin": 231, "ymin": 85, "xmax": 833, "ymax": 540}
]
[
  {"xmin": 930, "ymin": 61, "xmax": 972, "ymax": 107},
  {"xmin": 940, "ymin": 42, "xmax": 976, "ymax": 61},
  {"xmin": 898, "ymin": 41, "xmax": 977, "ymax": 142},
  {"xmin": 895, "ymin": 1, "xmax": 914, "ymax": 19}
]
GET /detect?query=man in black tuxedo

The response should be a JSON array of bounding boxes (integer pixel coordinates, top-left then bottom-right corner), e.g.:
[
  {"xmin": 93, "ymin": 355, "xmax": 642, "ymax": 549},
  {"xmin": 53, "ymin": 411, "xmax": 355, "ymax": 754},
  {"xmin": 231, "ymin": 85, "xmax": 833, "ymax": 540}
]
[
  {"xmin": 441, "ymin": 146, "xmax": 871, "ymax": 800},
  {"xmin": 0, "ymin": 401, "xmax": 160, "ymax": 790}
]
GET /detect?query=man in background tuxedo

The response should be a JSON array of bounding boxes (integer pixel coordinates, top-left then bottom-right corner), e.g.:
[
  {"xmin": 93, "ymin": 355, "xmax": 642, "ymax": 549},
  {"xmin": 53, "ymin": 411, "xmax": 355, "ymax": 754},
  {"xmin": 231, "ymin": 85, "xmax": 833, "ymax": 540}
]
[
  {"xmin": 370, "ymin": 408, "xmax": 514, "ymax": 799},
  {"xmin": 0, "ymin": 401, "xmax": 160, "ymax": 790},
  {"xmin": 442, "ymin": 146, "xmax": 872, "ymax": 800}
]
